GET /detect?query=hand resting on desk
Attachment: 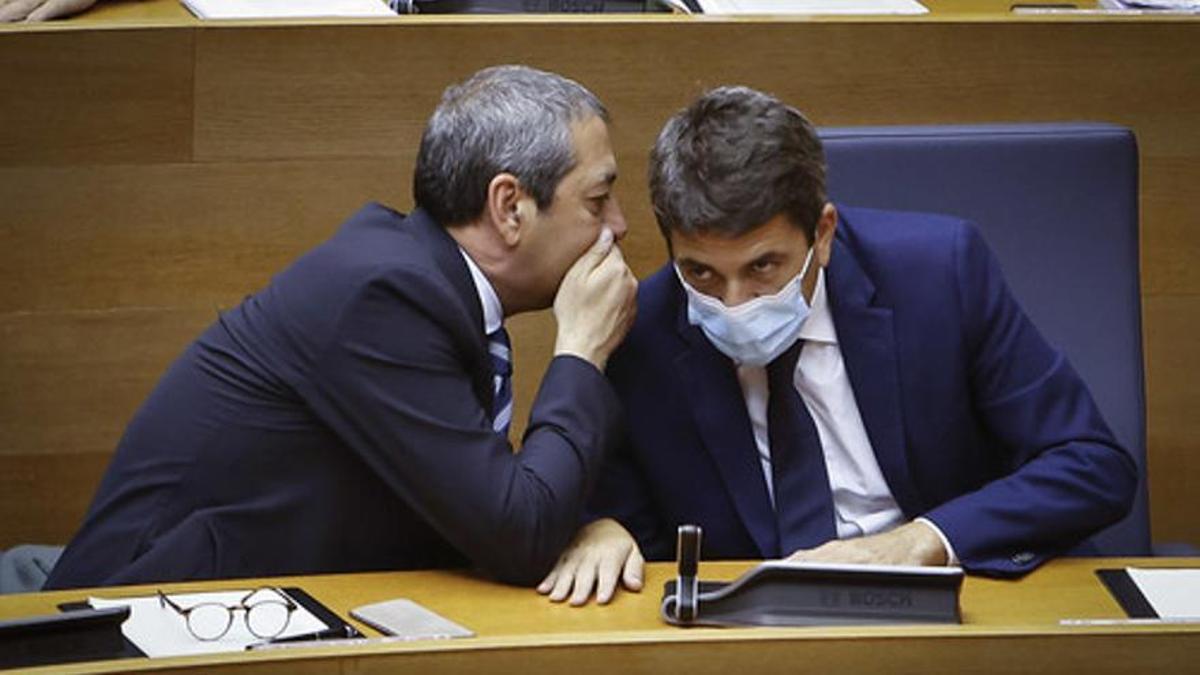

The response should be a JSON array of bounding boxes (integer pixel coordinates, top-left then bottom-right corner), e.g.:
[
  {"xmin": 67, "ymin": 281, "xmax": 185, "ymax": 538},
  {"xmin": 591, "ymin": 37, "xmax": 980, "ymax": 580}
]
[
  {"xmin": 536, "ymin": 518, "xmax": 950, "ymax": 606},
  {"xmin": 537, "ymin": 518, "xmax": 644, "ymax": 606},
  {"xmin": 786, "ymin": 520, "xmax": 949, "ymax": 566}
]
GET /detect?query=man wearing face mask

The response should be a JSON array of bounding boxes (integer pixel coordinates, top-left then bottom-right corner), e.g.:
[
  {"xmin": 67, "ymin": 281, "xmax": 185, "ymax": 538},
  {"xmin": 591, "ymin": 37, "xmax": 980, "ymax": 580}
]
[{"xmin": 536, "ymin": 86, "xmax": 1138, "ymax": 606}]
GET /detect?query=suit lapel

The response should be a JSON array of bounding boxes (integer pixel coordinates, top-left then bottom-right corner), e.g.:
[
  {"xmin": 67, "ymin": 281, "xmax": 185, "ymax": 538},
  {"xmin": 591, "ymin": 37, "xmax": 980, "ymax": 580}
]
[
  {"xmin": 672, "ymin": 290, "xmax": 781, "ymax": 558},
  {"xmin": 826, "ymin": 233, "xmax": 922, "ymax": 515},
  {"xmin": 406, "ymin": 207, "xmax": 494, "ymax": 410}
]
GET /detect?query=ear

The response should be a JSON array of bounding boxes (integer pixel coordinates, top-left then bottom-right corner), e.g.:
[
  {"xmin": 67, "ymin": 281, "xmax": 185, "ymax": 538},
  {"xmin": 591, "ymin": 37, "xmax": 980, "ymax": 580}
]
[
  {"xmin": 485, "ymin": 173, "xmax": 525, "ymax": 247},
  {"xmin": 814, "ymin": 202, "xmax": 838, "ymax": 267}
]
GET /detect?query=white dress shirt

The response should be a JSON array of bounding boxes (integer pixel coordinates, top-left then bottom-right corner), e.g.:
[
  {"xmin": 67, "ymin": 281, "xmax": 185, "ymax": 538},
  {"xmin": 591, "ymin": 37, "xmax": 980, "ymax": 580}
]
[
  {"xmin": 459, "ymin": 249, "xmax": 502, "ymax": 335},
  {"xmin": 735, "ymin": 269, "xmax": 957, "ymax": 562}
]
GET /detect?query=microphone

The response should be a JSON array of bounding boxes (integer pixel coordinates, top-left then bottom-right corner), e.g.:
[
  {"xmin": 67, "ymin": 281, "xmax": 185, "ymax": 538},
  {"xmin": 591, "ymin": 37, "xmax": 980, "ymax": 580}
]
[{"xmin": 675, "ymin": 524, "xmax": 702, "ymax": 623}]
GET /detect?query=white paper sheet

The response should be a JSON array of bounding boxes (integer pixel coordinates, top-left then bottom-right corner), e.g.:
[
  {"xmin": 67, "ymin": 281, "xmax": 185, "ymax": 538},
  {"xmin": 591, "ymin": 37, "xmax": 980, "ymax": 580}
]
[
  {"xmin": 1126, "ymin": 568, "xmax": 1200, "ymax": 619},
  {"xmin": 179, "ymin": 0, "xmax": 396, "ymax": 19},
  {"xmin": 698, "ymin": 0, "xmax": 928, "ymax": 14},
  {"xmin": 1100, "ymin": 0, "xmax": 1200, "ymax": 8},
  {"xmin": 89, "ymin": 589, "xmax": 329, "ymax": 658}
]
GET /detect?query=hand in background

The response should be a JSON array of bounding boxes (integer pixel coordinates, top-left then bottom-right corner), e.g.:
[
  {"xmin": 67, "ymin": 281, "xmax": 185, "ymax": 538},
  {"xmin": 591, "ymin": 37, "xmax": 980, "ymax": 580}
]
[
  {"xmin": 537, "ymin": 518, "xmax": 644, "ymax": 606},
  {"xmin": 0, "ymin": 0, "xmax": 97, "ymax": 21},
  {"xmin": 552, "ymin": 227, "xmax": 638, "ymax": 373},
  {"xmin": 786, "ymin": 520, "xmax": 949, "ymax": 567}
]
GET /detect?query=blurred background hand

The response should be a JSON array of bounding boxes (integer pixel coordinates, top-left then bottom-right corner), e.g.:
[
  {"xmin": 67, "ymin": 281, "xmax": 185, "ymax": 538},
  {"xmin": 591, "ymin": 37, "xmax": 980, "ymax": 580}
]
[{"xmin": 1, "ymin": 0, "xmax": 98, "ymax": 22}]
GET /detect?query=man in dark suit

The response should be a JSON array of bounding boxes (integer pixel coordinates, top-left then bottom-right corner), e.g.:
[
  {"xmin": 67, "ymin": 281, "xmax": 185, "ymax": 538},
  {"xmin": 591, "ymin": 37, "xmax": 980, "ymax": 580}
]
[
  {"xmin": 537, "ymin": 86, "xmax": 1137, "ymax": 606},
  {"xmin": 45, "ymin": 65, "xmax": 637, "ymax": 589}
]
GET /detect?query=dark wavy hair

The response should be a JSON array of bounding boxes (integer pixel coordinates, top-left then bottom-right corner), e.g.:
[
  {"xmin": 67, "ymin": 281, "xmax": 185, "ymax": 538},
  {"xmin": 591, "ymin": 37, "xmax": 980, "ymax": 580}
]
[{"xmin": 649, "ymin": 86, "xmax": 826, "ymax": 244}]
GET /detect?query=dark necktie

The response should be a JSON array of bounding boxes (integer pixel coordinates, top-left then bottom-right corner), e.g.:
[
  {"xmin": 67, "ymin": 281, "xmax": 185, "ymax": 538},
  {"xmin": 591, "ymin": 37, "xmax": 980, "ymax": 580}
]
[
  {"xmin": 766, "ymin": 340, "xmax": 837, "ymax": 556},
  {"xmin": 487, "ymin": 327, "xmax": 513, "ymax": 437}
]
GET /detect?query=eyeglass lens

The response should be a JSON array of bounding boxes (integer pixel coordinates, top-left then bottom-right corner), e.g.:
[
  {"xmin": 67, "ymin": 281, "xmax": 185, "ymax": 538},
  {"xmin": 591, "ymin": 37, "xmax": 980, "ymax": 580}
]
[
  {"xmin": 175, "ymin": 588, "xmax": 293, "ymax": 641},
  {"xmin": 187, "ymin": 603, "xmax": 235, "ymax": 640},
  {"xmin": 244, "ymin": 600, "xmax": 292, "ymax": 638}
]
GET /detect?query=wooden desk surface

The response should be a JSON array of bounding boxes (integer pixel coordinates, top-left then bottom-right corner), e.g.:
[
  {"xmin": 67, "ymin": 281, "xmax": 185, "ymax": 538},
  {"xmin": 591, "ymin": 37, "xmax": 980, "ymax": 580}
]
[{"xmin": 2, "ymin": 558, "xmax": 1197, "ymax": 674}]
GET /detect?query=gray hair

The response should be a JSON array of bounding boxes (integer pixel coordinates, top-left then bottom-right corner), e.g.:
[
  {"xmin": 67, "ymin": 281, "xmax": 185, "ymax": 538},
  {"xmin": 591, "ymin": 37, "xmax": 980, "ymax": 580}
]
[
  {"xmin": 413, "ymin": 65, "xmax": 609, "ymax": 227},
  {"xmin": 649, "ymin": 86, "xmax": 826, "ymax": 244}
]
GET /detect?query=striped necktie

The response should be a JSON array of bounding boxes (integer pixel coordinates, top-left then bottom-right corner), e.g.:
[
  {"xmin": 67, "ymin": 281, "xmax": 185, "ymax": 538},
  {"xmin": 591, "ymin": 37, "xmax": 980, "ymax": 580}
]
[{"xmin": 488, "ymin": 327, "xmax": 513, "ymax": 436}]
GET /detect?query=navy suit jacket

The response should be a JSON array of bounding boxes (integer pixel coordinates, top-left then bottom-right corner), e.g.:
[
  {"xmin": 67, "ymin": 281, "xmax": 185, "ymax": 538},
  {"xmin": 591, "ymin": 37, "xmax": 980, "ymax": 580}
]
[
  {"xmin": 590, "ymin": 206, "xmax": 1137, "ymax": 577},
  {"xmin": 47, "ymin": 203, "xmax": 621, "ymax": 589}
]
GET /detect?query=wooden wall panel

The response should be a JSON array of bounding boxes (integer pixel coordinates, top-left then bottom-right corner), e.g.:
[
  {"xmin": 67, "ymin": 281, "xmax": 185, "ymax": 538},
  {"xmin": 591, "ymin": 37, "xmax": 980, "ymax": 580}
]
[
  {"xmin": 1139, "ymin": 155, "xmax": 1199, "ymax": 546},
  {"xmin": 188, "ymin": 20, "xmax": 1200, "ymax": 288},
  {"xmin": 0, "ymin": 307, "xmax": 210, "ymax": 459},
  {"xmin": 193, "ymin": 26, "xmax": 432, "ymax": 161},
  {"xmin": 0, "ymin": 308, "xmax": 210, "ymax": 546},
  {"xmin": 507, "ymin": 310, "xmax": 555, "ymax": 443},
  {"xmin": 0, "ymin": 303, "xmax": 571, "ymax": 544},
  {"xmin": 192, "ymin": 22, "xmax": 1200, "ymax": 158},
  {"xmin": 1142, "ymin": 157, "xmax": 1200, "ymax": 295},
  {"xmin": 0, "ymin": 453, "xmax": 111, "ymax": 545},
  {"xmin": 0, "ymin": 29, "xmax": 193, "ymax": 166},
  {"xmin": 1143, "ymin": 296, "xmax": 1200, "ymax": 546},
  {"xmin": 0, "ymin": 160, "xmax": 406, "ymax": 312}
]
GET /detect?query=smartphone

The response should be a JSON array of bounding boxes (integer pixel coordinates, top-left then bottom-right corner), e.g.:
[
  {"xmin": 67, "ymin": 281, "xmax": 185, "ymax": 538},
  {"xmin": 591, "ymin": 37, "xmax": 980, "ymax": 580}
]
[{"xmin": 349, "ymin": 599, "xmax": 474, "ymax": 639}]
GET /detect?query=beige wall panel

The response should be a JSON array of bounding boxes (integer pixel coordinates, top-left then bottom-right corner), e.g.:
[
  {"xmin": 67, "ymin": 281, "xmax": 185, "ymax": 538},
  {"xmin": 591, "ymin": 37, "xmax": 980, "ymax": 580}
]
[
  {"xmin": 1144, "ymin": 294, "xmax": 1200, "ymax": 546},
  {"xmin": 0, "ymin": 29, "xmax": 193, "ymax": 166},
  {"xmin": 0, "ymin": 160, "xmax": 407, "ymax": 313}
]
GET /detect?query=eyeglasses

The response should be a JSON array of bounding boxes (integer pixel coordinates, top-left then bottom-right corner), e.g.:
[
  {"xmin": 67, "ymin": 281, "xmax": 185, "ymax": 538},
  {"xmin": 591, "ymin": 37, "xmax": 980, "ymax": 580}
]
[{"xmin": 157, "ymin": 587, "xmax": 298, "ymax": 641}]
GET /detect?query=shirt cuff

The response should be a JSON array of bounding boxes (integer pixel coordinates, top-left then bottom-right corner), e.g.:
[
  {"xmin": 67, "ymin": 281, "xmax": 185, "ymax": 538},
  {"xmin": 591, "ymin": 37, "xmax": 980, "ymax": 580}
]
[{"xmin": 914, "ymin": 517, "xmax": 959, "ymax": 567}]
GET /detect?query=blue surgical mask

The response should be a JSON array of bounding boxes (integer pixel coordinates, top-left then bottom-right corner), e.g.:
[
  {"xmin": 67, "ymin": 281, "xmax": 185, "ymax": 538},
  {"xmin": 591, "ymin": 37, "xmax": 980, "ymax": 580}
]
[{"xmin": 676, "ymin": 247, "xmax": 815, "ymax": 367}]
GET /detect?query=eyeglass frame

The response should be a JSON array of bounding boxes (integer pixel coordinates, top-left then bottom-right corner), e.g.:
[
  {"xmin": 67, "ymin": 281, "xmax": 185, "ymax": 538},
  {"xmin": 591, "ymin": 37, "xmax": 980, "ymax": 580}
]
[{"xmin": 157, "ymin": 586, "xmax": 299, "ymax": 641}]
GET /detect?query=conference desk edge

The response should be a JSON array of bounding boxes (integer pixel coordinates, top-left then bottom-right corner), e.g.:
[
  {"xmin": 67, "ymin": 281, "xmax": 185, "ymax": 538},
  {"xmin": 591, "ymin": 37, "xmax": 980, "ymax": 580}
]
[
  {"xmin": 36, "ymin": 625, "xmax": 1200, "ymax": 675},
  {"xmin": 5, "ymin": 557, "xmax": 1198, "ymax": 674}
]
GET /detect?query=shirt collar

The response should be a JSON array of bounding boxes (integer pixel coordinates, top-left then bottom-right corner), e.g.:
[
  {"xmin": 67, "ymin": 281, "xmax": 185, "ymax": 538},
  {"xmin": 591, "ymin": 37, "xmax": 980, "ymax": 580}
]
[
  {"xmin": 798, "ymin": 267, "xmax": 837, "ymax": 345},
  {"xmin": 458, "ymin": 248, "xmax": 503, "ymax": 335}
]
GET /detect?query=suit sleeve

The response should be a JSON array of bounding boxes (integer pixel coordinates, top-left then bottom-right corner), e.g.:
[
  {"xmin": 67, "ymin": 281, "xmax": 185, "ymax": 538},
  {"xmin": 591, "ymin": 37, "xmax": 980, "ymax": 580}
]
[
  {"xmin": 301, "ymin": 272, "xmax": 622, "ymax": 586},
  {"xmin": 585, "ymin": 436, "xmax": 675, "ymax": 562},
  {"xmin": 921, "ymin": 224, "xmax": 1138, "ymax": 577},
  {"xmin": 584, "ymin": 346, "xmax": 675, "ymax": 561}
]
